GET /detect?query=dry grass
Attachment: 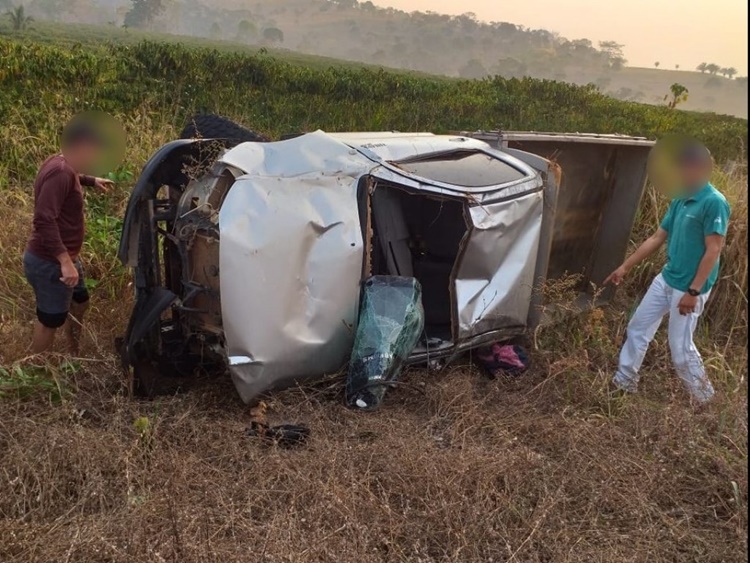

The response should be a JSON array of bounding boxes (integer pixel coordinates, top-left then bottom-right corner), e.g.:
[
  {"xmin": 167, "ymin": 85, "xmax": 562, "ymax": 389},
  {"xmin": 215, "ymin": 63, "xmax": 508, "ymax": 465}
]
[
  {"xmin": 0, "ymin": 122, "xmax": 747, "ymax": 562},
  {"xmin": 0, "ymin": 348, "xmax": 746, "ymax": 562}
]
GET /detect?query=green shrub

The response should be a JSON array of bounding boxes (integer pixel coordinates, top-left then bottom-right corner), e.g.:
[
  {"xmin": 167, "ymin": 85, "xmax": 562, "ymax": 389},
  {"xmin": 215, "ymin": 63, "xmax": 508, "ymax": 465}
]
[{"xmin": 0, "ymin": 38, "xmax": 746, "ymax": 184}]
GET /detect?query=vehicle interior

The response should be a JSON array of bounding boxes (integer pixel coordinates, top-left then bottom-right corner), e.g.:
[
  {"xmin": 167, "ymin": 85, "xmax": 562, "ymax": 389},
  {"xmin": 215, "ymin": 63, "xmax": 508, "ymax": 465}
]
[
  {"xmin": 363, "ymin": 149, "xmax": 533, "ymax": 351},
  {"xmin": 367, "ymin": 181, "xmax": 469, "ymax": 350}
]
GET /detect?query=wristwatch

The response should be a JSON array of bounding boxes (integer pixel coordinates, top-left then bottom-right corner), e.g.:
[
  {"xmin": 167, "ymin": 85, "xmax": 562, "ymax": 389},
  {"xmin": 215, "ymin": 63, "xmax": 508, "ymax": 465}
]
[{"xmin": 687, "ymin": 288, "xmax": 700, "ymax": 297}]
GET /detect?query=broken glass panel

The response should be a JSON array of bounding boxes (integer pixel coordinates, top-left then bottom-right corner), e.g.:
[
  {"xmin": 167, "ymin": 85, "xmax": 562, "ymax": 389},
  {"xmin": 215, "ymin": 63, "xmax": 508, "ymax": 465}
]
[
  {"xmin": 346, "ymin": 276, "xmax": 425, "ymax": 410},
  {"xmin": 396, "ymin": 150, "xmax": 526, "ymax": 187}
]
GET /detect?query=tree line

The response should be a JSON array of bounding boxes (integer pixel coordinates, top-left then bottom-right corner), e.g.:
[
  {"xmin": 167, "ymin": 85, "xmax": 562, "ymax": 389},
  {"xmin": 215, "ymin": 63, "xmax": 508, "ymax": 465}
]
[{"xmin": 696, "ymin": 62, "xmax": 738, "ymax": 79}]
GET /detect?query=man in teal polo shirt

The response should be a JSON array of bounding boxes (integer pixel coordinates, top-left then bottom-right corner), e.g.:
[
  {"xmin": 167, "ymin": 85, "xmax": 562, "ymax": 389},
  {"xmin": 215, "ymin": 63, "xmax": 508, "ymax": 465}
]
[{"xmin": 604, "ymin": 142, "xmax": 730, "ymax": 404}]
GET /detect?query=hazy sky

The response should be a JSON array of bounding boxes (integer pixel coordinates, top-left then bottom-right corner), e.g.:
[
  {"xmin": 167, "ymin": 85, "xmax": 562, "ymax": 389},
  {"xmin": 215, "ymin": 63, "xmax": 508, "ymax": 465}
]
[{"xmin": 372, "ymin": 0, "xmax": 748, "ymax": 74}]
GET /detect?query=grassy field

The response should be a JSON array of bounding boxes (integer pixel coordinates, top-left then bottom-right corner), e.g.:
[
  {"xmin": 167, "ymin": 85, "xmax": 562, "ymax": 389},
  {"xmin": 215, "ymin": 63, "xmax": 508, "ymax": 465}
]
[
  {"xmin": 0, "ymin": 19, "xmax": 747, "ymax": 118},
  {"xmin": 588, "ymin": 66, "xmax": 747, "ymax": 118},
  {"xmin": 0, "ymin": 33, "xmax": 747, "ymax": 562},
  {"xmin": 0, "ymin": 19, "xmax": 445, "ymax": 74}
]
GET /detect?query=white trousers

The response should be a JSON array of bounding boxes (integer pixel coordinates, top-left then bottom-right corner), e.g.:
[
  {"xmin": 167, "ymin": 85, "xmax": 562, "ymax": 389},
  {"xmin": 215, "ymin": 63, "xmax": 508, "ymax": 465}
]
[{"xmin": 613, "ymin": 273, "xmax": 714, "ymax": 403}]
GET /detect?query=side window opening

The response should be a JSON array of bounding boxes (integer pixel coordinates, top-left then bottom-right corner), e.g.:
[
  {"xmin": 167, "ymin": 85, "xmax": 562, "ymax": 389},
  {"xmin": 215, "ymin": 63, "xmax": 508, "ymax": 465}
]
[
  {"xmin": 394, "ymin": 150, "xmax": 526, "ymax": 187},
  {"xmin": 368, "ymin": 181, "xmax": 469, "ymax": 346}
]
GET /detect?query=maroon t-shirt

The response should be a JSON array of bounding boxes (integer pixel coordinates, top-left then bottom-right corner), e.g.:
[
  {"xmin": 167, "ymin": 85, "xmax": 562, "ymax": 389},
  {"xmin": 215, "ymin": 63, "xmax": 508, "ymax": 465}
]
[{"xmin": 26, "ymin": 155, "xmax": 95, "ymax": 262}]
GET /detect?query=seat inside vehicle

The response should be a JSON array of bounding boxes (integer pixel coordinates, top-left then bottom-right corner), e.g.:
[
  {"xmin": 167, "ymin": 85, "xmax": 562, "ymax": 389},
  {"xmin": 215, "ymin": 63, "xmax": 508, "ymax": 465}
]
[{"xmin": 370, "ymin": 184, "xmax": 468, "ymax": 343}]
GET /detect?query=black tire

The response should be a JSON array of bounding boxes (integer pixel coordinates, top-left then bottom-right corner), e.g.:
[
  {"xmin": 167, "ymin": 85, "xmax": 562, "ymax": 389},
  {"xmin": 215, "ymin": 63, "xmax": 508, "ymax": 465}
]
[{"xmin": 180, "ymin": 114, "xmax": 270, "ymax": 144}]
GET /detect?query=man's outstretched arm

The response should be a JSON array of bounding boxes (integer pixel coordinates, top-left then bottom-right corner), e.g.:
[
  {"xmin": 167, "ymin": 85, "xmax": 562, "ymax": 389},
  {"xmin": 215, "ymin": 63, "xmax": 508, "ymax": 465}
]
[
  {"xmin": 604, "ymin": 228, "xmax": 668, "ymax": 286},
  {"xmin": 79, "ymin": 174, "xmax": 114, "ymax": 193}
]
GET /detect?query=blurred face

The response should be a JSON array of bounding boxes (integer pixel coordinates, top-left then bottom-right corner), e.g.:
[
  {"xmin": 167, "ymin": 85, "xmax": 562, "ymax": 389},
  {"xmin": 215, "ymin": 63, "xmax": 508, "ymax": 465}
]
[
  {"xmin": 648, "ymin": 150, "xmax": 680, "ymax": 198},
  {"xmin": 648, "ymin": 136, "xmax": 713, "ymax": 198},
  {"xmin": 62, "ymin": 140, "xmax": 102, "ymax": 175},
  {"xmin": 61, "ymin": 111, "xmax": 124, "ymax": 176},
  {"xmin": 679, "ymin": 158, "xmax": 712, "ymax": 191}
]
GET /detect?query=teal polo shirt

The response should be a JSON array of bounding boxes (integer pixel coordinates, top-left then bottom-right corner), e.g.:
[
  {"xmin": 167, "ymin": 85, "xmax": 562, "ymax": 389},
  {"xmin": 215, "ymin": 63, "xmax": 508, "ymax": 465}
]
[{"xmin": 659, "ymin": 183, "xmax": 730, "ymax": 294}]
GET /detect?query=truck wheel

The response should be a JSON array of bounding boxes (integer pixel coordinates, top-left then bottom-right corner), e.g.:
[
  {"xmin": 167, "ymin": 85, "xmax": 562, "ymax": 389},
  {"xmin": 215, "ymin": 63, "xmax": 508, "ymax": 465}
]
[{"xmin": 180, "ymin": 114, "xmax": 270, "ymax": 144}]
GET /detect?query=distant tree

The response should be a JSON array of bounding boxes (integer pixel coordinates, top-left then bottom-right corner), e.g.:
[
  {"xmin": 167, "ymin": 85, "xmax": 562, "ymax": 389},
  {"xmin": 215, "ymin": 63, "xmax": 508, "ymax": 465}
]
[
  {"xmin": 262, "ymin": 27, "xmax": 284, "ymax": 44},
  {"xmin": 493, "ymin": 57, "xmax": 527, "ymax": 78},
  {"xmin": 530, "ymin": 28, "xmax": 554, "ymax": 49},
  {"xmin": 665, "ymin": 82, "xmax": 688, "ymax": 109},
  {"xmin": 493, "ymin": 21, "xmax": 518, "ymax": 35},
  {"xmin": 598, "ymin": 40, "xmax": 627, "ymax": 69},
  {"xmin": 696, "ymin": 62, "xmax": 708, "ymax": 73},
  {"xmin": 599, "ymin": 40, "xmax": 623, "ymax": 53},
  {"xmin": 459, "ymin": 58, "xmax": 488, "ymax": 79},
  {"xmin": 237, "ymin": 19, "xmax": 258, "ymax": 41},
  {"xmin": 569, "ymin": 38, "xmax": 593, "ymax": 51},
  {"xmin": 725, "ymin": 67, "xmax": 737, "ymax": 79},
  {"xmin": 654, "ymin": 61, "xmax": 660, "ymax": 68},
  {"xmin": 124, "ymin": 0, "xmax": 164, "ymax": 28},
  {"xmin": 675, "ymin": 64, "xmax": 679, "ymax": 70},
  {"xmin": 706, "ymin": 63, "xmax": 720, "ymax": 75},
  {"xmin": 5, "ymin": 4, "xmax": 33, "ymax": 30},
  {"xmin": 457, "ymin": 12, "xmax": 478, "ymax": 24}
]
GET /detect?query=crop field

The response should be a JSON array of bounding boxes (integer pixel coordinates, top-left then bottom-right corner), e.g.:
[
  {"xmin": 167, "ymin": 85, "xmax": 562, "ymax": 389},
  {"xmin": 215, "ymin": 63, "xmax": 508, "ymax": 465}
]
[
  {"xmin": 1, "ymin": 18, "xmax": 747, "ymax": 119},
  {"xmin": 0, "ymin": 35, "xmax": 747, "ymax": 562}
]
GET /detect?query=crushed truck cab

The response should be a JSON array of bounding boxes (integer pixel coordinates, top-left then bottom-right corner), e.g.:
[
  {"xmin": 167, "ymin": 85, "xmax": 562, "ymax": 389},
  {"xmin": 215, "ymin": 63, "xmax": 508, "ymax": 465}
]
[{"xmin": 118, "ymin": 121, "xmax": 653, "ymax": 402}]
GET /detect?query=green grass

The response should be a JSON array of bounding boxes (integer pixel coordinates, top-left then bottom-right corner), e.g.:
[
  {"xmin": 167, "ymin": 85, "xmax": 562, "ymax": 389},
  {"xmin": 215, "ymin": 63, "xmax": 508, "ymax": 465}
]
[
  {"xmin": 0, "ymin": 361, "xmax": 75, "ymax": 402},
  {"xmin": 2, "ymin": 19, "xmax": 745, "ymax": 119},
  {"xmin": 0, "ymin": 19, "xmax": 438, "ymax": 75},
  {"xmin": 606, "ymin": 67, "xmax": 748, "ymax": 118},
  {"xmin": 0, "ymin": 34, "xmax": 746, "ymax": 190}
]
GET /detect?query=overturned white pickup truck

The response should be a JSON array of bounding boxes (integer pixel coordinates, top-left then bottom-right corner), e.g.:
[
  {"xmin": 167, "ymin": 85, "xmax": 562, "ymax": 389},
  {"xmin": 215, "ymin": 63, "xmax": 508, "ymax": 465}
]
[{"xmin": 118, "ymin": 116, "xmax": 654, "ymax": 402}]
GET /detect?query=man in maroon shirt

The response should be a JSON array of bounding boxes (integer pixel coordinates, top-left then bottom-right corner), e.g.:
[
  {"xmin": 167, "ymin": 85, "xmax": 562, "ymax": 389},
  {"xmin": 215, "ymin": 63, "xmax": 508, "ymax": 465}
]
[{"xmin": 24, "ymin": 120, "xmax": 113, "ymax": 354}]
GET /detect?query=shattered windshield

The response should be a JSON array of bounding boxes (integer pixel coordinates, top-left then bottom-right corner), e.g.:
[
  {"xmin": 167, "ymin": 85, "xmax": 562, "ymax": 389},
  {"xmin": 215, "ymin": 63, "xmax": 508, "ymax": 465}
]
[{"xmin": 395, "ymin": 150, "xmax": 527, "ymax": 187}]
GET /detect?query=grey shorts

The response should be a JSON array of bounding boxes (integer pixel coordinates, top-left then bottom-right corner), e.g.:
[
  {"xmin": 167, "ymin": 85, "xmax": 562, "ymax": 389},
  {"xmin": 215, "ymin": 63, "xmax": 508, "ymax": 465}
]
[{"xmin": 23, "ymin": 251, "xmax": 89, "ymax": 325}]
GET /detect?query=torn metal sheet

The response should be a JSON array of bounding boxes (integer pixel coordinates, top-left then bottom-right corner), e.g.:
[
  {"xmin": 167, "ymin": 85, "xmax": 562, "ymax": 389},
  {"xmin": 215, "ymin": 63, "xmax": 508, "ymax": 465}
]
[
  {"xmin": 455, "ymin": 189, "xmax": 544, "ymax": 339},
  {"xmin": 218, "ymin": 133, "xmax": 370, "ymax": 402}
]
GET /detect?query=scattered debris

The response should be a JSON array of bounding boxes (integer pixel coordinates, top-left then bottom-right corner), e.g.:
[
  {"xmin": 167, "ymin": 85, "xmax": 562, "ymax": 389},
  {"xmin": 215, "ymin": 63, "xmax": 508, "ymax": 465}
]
[
  {"xmin": 244, "ymin": 401, "xmax": 309, "ymax": 447},
  {"xmin": 249, "ymin": 401, "xmax": 268, "ymax": 427},
  {"xmin": 346, "ymin": 276, "xmax": 425, "ymax": 410},
  {"xmin": 474, "ymin": 343, "xmax": 530, "ymax": 378},
  {"xmin": 245, "ymin": 422, "xmax": 311, "ymax": 448}
]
